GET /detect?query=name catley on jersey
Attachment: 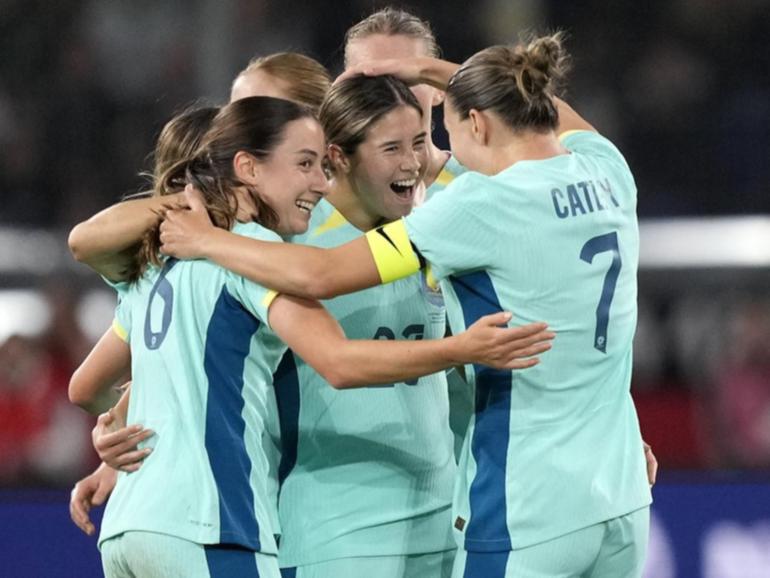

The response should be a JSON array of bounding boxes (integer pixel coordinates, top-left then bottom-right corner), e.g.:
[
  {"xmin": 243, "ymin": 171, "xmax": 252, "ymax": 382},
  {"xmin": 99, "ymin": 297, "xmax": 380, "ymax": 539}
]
[
  {"xmin": 100, "ymin": 222, "xmax": 286, "ymax": 554},
  {"xmin": 267, "ymin": 198, "xmax": 457, "ymax": 567},
  {"xmin": 369, "ymin": 130, "xmax": 651, "ymax": 552}
]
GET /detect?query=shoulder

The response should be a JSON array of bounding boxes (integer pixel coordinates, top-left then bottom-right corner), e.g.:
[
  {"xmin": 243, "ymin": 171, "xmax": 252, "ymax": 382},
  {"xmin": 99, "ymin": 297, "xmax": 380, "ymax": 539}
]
[
  {"xmin": 232, "ymin": 221, "xmax": 284, "ymax": 243},
  {"xmin": 560, "ymin": 130, "xmax": 629, "ymax": 168}
]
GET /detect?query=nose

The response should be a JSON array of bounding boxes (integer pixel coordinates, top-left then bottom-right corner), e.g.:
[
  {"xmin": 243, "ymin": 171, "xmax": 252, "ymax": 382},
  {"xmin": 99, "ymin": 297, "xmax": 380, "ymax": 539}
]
[
  {"xmin": 400, "ymin": 149, "xmax": 421, "ymax": 175},
  {"xmin": 312, "ymin": 165, "xmax": 330, "ymax": 197}
]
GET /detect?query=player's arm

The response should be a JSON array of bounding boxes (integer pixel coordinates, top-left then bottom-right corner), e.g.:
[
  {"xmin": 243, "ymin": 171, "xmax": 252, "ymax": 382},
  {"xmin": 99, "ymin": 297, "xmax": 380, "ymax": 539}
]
[
  {"xmin": 554, "ymin": 98, "xmax": 597, "ymax": 135},
  {"xmin": 68, "ymin": 192, "xmax": 185, "ymax": 281},
  {"xmin": 68, "ymin": 325, "xmax": 132, "ymax": 414},
  {"xmin": 69, "ymin": 462, "xmax": 117, "ymax": 536},
  {"xmin": 268, "ymin": 294, "xmax": 553, "ymax": 389},
  {"xmin": 341, "ymin": 56, "xmax": 460, "ymax": 91},
  {"xmin": 160, "ymin": 187, "xmax": 409, "ymax": 299}
]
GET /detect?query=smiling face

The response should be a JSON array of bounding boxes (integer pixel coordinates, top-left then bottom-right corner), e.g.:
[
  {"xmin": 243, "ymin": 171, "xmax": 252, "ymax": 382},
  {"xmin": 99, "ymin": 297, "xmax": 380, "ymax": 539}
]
[
  {"xmin": 342, "ymin": 105, "xmax": 427, "ymax": 223},
  {"xmin": 249, "ymin": 117, "xmax": 329, "ymax": 235},
  {"xmin": 346, "ymin": 34, "xmax": 443, "ymax": 132}
]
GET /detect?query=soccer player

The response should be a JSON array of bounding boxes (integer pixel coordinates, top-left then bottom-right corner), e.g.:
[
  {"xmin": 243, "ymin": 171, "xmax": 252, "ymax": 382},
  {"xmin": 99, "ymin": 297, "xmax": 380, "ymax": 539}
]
[
  {"xmin": 271, "ymin": 73, "xmax": 467, "ymax": 578},
  {"xmin": 75, "ymin": 96, "xmax": 553, "ymax": 578},
  {"xmin": 158, "ymin": 34, "xmax": 653, "ymax": 578}
]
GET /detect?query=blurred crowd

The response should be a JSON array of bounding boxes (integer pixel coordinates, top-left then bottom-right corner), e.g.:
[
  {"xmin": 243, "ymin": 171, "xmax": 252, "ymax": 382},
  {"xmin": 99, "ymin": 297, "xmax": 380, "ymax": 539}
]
[{"xmin": 1, "ymin": 0, "xmax": 768, "ymax": 487}]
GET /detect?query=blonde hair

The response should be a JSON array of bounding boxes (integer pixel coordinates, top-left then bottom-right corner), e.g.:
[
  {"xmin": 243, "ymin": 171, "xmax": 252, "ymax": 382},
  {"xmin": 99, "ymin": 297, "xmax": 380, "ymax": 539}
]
[
  {"xmin": 447, "ymin": 32, "xmax": 570, "ymax": 133},
  {"xmin": 234, "ymin": 52, "xmax": 331, "ymax": 114},
  {"xmin": 344, "ymin": 7, "xmax": 440, "ymax": 65}
]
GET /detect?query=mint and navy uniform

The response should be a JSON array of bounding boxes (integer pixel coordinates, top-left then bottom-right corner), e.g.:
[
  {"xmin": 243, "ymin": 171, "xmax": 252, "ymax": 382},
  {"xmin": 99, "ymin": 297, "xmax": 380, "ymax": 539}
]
[
  {"xmin": 370, "ymin": 131, "xmax": 651, "ymax": 577},
  {"xmin": 273, "ymin": 199, "xmax": 456, "ymax": 578},
  {"xmin": 99, "ymin": 222, "xmax": 285, "ymax": 578},
  {"xmin": 424, "ymin": 154, "xmax": 472, "ymax": 461}
]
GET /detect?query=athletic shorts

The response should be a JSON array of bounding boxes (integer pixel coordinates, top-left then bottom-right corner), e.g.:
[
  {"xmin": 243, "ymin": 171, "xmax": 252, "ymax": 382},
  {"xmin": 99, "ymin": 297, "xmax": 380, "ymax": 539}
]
[
  {"xmin": 281, "ymin": 550, "xmax": 456, "ymax": 578},
  {"xmin": 101, "ymin": 531, "xmax": 281, "ymax": 578},
  {"xmin": 452, "ymin": 507, "xmax": 649, "ymax": 578}
]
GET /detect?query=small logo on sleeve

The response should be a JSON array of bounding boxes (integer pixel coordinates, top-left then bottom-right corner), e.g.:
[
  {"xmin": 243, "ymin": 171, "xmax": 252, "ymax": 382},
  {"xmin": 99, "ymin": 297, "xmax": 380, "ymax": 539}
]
[{"xmin": 454, "ymin": 516, "xmax": 466, "ymax": 531}]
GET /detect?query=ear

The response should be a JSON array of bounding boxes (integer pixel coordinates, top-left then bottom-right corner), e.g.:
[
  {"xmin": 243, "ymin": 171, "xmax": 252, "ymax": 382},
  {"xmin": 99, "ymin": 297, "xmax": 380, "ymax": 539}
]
[
  {"xmin": 468, "ymin": 109, "xmax": 488, "ymax": 145},
  {"xmin": 233, "ymin": 151, "xmax": 260, "ymax": 185},
  {"xmin": 327, "ymin": 143, "xmax": 352, "ymax": 174},
  {"xmin": 431, "ymin": 88, "xmax": 445, "ymax": 107}
]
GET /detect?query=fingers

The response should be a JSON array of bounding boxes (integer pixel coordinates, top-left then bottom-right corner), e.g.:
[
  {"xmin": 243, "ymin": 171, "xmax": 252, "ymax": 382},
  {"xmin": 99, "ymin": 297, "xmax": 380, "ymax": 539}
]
[
  {"xmin": 69, "ymin": 483, "xmax": 95, "ymax": 535},
  {"xmin": 479, "ymin": 311, "xmax": 513, "ymax": 326},
  {"xmin": 184, "ymin": 184, "xmax": 206, "ymax": 212},
  {"xmin": 644, "ymin": 441, "xmax": 658, "ymax": 486},
  {"xmin": 94, "ymin": 425, "xmax": 154, "ymax": 469}
]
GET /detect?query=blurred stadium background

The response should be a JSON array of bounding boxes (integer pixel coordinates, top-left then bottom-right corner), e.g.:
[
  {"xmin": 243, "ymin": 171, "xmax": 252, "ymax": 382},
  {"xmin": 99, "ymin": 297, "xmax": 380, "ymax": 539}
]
[{"xmin": 0, "ymin": 1, "xmax": 768, "ymax": 576}]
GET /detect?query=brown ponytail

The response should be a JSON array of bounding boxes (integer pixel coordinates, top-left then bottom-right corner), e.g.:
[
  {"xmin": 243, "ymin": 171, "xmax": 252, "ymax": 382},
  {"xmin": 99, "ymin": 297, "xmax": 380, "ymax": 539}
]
[{"xmin": 447, "ymin": 32, "xmax": 570, "ymax": 133}]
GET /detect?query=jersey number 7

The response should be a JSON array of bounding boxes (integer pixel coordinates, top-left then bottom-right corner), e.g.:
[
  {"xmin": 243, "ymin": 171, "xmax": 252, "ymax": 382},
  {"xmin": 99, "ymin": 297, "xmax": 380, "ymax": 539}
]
[{"xmin": 580, "ymin": 232, "xmax": 621, "ymax": 353}]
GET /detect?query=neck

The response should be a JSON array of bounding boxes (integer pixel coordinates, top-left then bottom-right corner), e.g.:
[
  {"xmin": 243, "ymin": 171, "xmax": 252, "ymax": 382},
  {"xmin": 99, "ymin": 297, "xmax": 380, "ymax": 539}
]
[
  {"xmin": 326, "ymin": 178, "xmax": 381, "ymax": 232},
  {"xmin": 485, "ymin": 130, "xmax": 568, "ymax": 174},
  {"xmin": 422, "ymin": 139, "xmax": 451, "ymax": 188}
]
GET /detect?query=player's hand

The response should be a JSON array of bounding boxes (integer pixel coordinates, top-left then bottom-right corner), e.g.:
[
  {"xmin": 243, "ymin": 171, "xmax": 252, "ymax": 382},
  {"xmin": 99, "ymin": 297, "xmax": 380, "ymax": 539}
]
[
  {"xmin": 160, "ymin": 184, "xmax": 213, "ymax": 259},
  {"xmin": 336, "ymin": 57, "xmax": 430, "ymax": 86},
  {"xmin": 69, "ymin": 462, "xmax": 117, "ymax": 536},
  {"xmin": 643, "ymin": 440, "xmax": 658, "ymax": 487},
  {"xmin": 93, "ymin": 408, "xmax": 154, "ymax": 472},
  {"xmin": 457, "ymin": 312, "xmax": 554, "ymax": 369}
]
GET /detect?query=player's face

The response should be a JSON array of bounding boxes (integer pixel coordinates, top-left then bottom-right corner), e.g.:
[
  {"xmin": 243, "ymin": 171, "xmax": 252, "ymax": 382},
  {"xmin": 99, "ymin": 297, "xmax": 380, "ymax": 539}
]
[
  {"xmin": 230, "ymin": 70, "xmax": 291, "ymax": 102},
  {"xmin": 347, "ymin": 105, "xmax": 427, "ymax": 223},
  {"xmin": 256, "ymin": 117, "xmax": 329, "ymax": 235},
  {"xmin": 346, "ymin": 34, "xmax": 442, "ymax": 132}
]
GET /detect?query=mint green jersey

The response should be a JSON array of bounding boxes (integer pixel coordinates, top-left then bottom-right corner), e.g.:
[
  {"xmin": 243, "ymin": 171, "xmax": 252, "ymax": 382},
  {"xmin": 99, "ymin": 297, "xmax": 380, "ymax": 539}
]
[
  {"xmin": 273, "ymin": 199, "xmax": 456, "ymax": 566},
  {"xmin": 425, "ymin": 154, "xmax": 472, "ymax": 460},
  {"xmin": 99, "ymin": 222, "xmax": 286, "ymax": 555},
  {"xmin": 405, "ymin": 131, "xmax": 651, "ymax": 551}
]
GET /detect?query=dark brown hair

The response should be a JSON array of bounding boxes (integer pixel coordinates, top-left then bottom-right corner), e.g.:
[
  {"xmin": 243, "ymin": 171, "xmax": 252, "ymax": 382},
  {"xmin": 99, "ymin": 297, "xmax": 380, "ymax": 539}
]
[
  {"xmin": 447, "ymin": 32, "xmax": 570, "ymax": 133},
  {"xmin": 125, "ymin": 105, "xmax": 218, "ymax": 281},
  {"xmin": 320, "ymin": 74, "xmax": 422, "ymax": 159},
  {"xmin": 138, "ymin": 96, "xmax": 315, "ymax": 276}
]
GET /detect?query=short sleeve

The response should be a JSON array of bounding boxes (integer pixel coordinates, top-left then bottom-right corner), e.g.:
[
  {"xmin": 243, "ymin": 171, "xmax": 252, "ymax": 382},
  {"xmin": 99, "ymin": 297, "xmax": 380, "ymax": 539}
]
[
  {"xmin": 560, "ymin": 130, "xmax": 636, "ymax": 202},
  {"xmin": 224, "ymin": 223, "xmax": 284, "ymax": 327},
  {"xmin": 404, "ymin": 172, "xmax": 497, "ymax": 281},
  {"xmin": 103, "ymin": 276, "xmax": 131, "ymax": 342}
]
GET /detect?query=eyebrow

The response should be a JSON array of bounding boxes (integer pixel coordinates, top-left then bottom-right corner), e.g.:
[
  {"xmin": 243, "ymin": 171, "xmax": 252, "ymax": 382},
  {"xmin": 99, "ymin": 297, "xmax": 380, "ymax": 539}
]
[
  {"xmin": 413, "ymin": 131, "xmax": 428, "ymax": 141},
  {"xmin": 295, "ymin": 149, "xmax": 319, "ymax": 158}
]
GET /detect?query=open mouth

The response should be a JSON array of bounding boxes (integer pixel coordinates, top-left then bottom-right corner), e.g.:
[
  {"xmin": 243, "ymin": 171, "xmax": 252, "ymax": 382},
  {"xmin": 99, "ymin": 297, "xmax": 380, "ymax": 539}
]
[
  {"xmin": 390, "ymin": 178, "xmax": 417, "ymax": 199},
  {"xmin": 295, "ymin": 199, "xmax": 317, "ymax": 214}
]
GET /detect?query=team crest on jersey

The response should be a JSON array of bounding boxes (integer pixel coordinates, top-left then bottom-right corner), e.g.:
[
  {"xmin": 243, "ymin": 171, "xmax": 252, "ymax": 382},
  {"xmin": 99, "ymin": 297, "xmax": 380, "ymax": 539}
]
[{"xmin": 420, "ymin": 270, "xmax": 445, "ymax": 308}]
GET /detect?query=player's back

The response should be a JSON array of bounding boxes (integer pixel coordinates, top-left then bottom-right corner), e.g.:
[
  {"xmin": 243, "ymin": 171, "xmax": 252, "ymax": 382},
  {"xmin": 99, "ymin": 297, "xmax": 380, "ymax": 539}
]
[
  {"xmin": 99, "ymin": 222, "xmax": 286, "ymax": 554},
  {"xmin": 405, "ymin": 130, "xmax": 651, "ymax": 551}
]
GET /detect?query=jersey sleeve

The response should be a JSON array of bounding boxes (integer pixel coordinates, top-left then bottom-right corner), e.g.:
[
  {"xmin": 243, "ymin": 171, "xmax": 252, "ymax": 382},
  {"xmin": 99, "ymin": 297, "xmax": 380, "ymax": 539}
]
[
  {"xmin": 560, "ymin": 130, "xmax": 637, "ymax": 204},
  {"xmin": 404, "ymin": 172, "xmax": 497, "ymax": 281},
  {"xmin": 102, "ymin": 276, "xmax": 131, "ymax": 342},
  {"xmin": 224, "ymin": 223, "xmax": 283, "ymax": 327}
]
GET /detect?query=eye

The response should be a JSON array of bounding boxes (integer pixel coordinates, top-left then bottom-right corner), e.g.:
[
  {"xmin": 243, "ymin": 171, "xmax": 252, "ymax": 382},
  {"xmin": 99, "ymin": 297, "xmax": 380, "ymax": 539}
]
[
  {"xmin": 384, "ymin": 145, "xmax": 398, "ymax": 153},
  {"xmin": 299, "ymin": 159, "xmax": 313, "ymax": 169}
]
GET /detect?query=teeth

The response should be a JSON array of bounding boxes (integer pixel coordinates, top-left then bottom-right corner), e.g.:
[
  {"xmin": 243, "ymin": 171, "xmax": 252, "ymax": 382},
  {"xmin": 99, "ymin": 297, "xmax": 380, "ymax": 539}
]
[
  {"xmin": 295, "ymin": 199, "xmax": 316, "ymax": 213},
  {"xmin": 393, "ymin": 179, "xmax": 416, "ymax": 187}
]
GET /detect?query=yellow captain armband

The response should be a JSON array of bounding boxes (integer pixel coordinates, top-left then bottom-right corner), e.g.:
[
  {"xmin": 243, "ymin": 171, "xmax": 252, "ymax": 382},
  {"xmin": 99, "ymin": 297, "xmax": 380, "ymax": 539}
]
[
  {"xmin": 112, "ymin": 318, "xmax": 129, "ymax": 343},
  {"xmin": 365, "ymin": 220, "xmax": 422, "ymax": 284}
]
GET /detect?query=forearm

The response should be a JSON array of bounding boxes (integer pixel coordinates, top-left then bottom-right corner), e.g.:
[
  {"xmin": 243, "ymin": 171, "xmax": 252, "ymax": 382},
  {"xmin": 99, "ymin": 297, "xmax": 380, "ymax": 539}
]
[
  {"xmin": 327, "ymin": 335, "xmax": 463, "ymax": 389},
  {"xmin": 203, "ymin": 227, "xmax": 379, "ymax": 299},
  {"xmin": 417, "ymin": 57, "xmax": 460, "ymax": 90},
  {"xmin": 554, "ymin": 97, "xmax": 597, "ymax": 134},
  {"xmin": 68, "ymin": 194, "xmax": 181, "ymax": 279}
]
